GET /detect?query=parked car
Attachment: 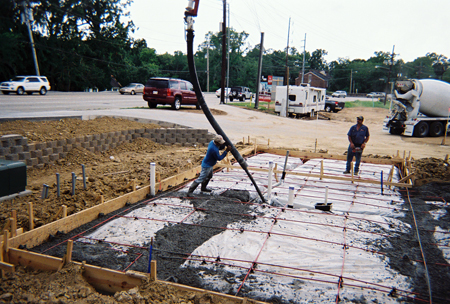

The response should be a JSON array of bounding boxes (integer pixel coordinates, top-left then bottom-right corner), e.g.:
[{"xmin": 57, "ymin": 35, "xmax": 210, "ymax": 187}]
[
  {"xmin": 143, "ymin": 77, "xmax": 200, "ymax": 110},
  {"xmin": 1, "ymin": 76, "xmax": 51, "ymax": 95},
  {"xmin": 366, "ymin": 92, "xmax": 386, "ymax": 98},
  {"xmin": 119, "ymin": 83, "xmax": 144, "ymax": 95},
  {"xmin": 215, "ymin": 87, "xmax": 230, "ymax": 98},
  {"xmin": 229, "ymin": 86, "xmax": 252, "ymax": 101},
  {"xmin": 331, "ymin": 90, "xmax": 347, "ymax": 98},
  {"xmin": 324, "ymin": 99, "xmax": 345, "ymax": 113}
]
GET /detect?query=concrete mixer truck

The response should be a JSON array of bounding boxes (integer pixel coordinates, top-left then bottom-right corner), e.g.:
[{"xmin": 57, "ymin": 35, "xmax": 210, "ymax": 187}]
[{"xmin": 382, "ymin": 79, "xmax": 450, "ymax": 137}]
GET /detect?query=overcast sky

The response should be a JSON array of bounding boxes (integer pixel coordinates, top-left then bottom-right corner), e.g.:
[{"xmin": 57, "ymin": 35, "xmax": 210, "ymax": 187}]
[{"xmin": 127, "ymin": 0, "xmax": 449, "ymax": 63}]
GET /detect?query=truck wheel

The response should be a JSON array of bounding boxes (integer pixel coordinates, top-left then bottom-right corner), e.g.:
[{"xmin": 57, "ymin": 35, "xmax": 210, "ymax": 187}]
[
  {"xmin": 172, "ymin": 97, "xmax": 181, "ymax": 110},
  {"xmin": 413, "ymin": 121, "xmax": 429, "ymax": 137},
  {"xmin": 429, "ymin": 122, "xmax": 444, "ymax": 137},
  {"xmin": 310, "ymin": 109, "xmax": 315, "ymax": 118},
  {"xmin": 325, "ymin": 106, "xmax": 332, "ymax": 112},
  {"xmin": 148, "ymin": 102, "xmax": 157, "ymax": 108}
]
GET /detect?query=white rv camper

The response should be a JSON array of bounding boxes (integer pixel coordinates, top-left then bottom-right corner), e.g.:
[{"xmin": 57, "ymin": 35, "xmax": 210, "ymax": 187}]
[{"xmin": 274, "ymin": 84, "xmax": 326, "ymax": 117}]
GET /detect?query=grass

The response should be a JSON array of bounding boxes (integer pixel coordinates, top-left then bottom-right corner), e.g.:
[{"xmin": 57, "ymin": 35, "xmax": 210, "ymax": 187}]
[{"xmin": 344, "ymin": 99, "xmax": 390, "ymax": 109}]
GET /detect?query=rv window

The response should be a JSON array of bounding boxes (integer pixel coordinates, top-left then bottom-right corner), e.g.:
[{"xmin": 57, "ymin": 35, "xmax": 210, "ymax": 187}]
[
  {"xmin": 289, "ymin": 95, "xmax": 296, "ymax": 101},
  {"xmin": 313, "ymin": 96, "xmax": 317, "ymax": 102},
  {"xmin": 305, "ymin": 92, "xmax": 308, "ymax": 100}
]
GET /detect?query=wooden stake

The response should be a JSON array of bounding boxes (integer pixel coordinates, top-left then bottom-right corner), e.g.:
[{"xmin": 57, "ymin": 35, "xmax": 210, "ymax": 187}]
[
  {"xmin": 100, "ymin": 195, "xmax": 104, "ymax": 204},
  {"xmin": 28, "ymin": 202, "xmax": 34, "ymax": 230},
  {"xmin": 54, "ymin": 206, "xmax": 63, "ymax": 219},
  {"xmin": 3, "ymin": 230, "xmax": 9, "ymax": 263},
  {"xmin": 243, "ymin": 137, "xmax": 245, "ymax": 145},
  {"xmin": 320, "ymin": 160, "xmax": 324, "ymax": 180},
  {"xmin": 268, "ymin": 138, "xmax": 270, "ymax": 148},
  {"xmin": 403, "ymin": 150, "xmax": 406, "ymax": 160},
  {"xmin": 132, "ymin": 180, "xmax": 137, "ymax": 191},
  {"xmin": 274, "ymin": 163, "xmax": 279, "ymax": 182},
  {"xmin": 150, "ymin": 260, "xmax": 157, "ymax": 281},
  {"xmin": 66, "ymin": 240, "xmax": 73, "ymax": 263},
  {"xmin": 254, "ymin": 140, "xmax": 257, "ymax": 156},
  {"xmin": 62, "ymin": 205, "xmax": 67, "ymax": 218},
  {"xmin": 396, "ymin": 150, "xmax": 399, "ymax": 158},
  {"xmin": 445, "ymin": 154, "xmax": 449, "ymax": 162},
  {"xmin": 10, "ymin": 218, "xmax": 16, "ymax": 238}
]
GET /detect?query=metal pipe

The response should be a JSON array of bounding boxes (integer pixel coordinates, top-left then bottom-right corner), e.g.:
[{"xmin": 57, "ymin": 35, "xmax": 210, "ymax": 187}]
[
  {"xmin": 281, "ymin": 150, "xmax": 290, "ymax": 181},
  {"xmin": 288, "ymin": 186, "xmax": 294, "ymax": 208},
  {"xmin": 82, "ymin": 164, "xmax": 86, "ymax": 190},
  {"xmin": 381, "ymin": 171, "xmax": 384, "ymax": 195},
  {"xmin": 72, "ymin": 172, "xmax": 76, "ymax": 196},
  {"xmin": 267, "ymin": 161, "xmax": 273, "ymax": 200},
  {"xmin": 185, "ymin": 23, "xmax": 266, "ymax": 203},
  {"xmin": 147, "ymin": 237, "xmax": 153, "ymax": 273},
  {"xmin": 56, "ymin": 173, "xmax": 60, "ymax": 197}
]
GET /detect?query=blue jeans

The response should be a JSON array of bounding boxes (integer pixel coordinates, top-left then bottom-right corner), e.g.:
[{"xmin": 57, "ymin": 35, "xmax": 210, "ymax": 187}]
[
  {"xmin": 196, "ymin": 166, "xmax": 213, "ymax": 183},
  {"xmin": 346, "ymin": 145, "xmax": 362, "ymax": 173}
]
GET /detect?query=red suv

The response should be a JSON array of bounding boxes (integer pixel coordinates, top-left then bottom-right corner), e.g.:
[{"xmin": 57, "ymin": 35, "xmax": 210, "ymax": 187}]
[{"xmin": 143, "ymin": 77, "xmax": 200, "ymax": 110}]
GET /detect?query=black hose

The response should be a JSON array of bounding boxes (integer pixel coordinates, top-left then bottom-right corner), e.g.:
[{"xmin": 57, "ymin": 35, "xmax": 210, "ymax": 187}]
[{"xmin": 186, "ymin": 29, "xmax": 266, "ymax": 204}]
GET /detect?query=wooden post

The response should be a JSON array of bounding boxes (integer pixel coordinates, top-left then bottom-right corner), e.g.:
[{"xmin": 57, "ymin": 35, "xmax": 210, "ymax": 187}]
[
  {"xmin": 62, "ymin": 205, "xmax": 67, "ymax": 218},
  {"xmin": 28, "ymin": 202, "xmax": 34, "ymax": 230},
  {"xmin": 150, "ymin": 260, "xmax": 157, "ymax": 281},
  {"xmin": 3, "ymin": 230, "xmax": 9, "ymax": 263},
  {"xmin": 403, "ymin": 150, "xmax": 406, "ymax": 160},
  {"xmin": 274, "ymin": 163, "xmax": 279, "ymax": 182},
  {"xmin": 132, "ymin": 180, "xmax": 137, "ymax": 191},
  {"xmin": 10, "ymin": 218, "xmax": 16, "ymax": 238},
  {"xmin": 320, "ymin": 160, "xmax": 323, "ymax": 180},
  {"xmin": 268, "ymin": 138, "xmax": 270, "ymax": 148},
  {"xmin": 66, "ymin": 240, "xmax": 73, "ymax": 263},
  {"xmin": 445, "ymin": 154, "xmax": 449, "ymax": 162},
  {"xmin": 396, "ymin": 150, "xmax": 399, "ymax": 158},
  {"xmin": 100, "ymin": 195, "xmax": 104, "ymax": 204}
]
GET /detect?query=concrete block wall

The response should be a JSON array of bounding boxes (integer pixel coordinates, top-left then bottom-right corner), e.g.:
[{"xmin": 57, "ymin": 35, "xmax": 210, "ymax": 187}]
[{"xmin": 0, "ymin": 128, "xmax": 213, "ymax": 168}]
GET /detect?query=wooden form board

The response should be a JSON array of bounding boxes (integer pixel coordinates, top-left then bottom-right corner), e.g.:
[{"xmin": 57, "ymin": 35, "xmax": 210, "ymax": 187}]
[{"xmin": 7, "ymin": 248, "xmax": 266, "ymax": 303}]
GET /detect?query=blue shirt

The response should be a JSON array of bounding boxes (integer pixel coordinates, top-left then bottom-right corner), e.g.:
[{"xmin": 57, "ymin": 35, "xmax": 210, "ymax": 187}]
[
  {"xmin": 202, "ymin": 140, "xmax": 228, "ymax": 168},
  {"xmin": 347, "ymin": 124, "xmax": 369, "ymax": 146}
]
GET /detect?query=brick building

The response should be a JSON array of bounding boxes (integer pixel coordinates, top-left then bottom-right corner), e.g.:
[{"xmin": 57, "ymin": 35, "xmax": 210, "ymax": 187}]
[{"xmin": 295, "ymin": 70, "xmax": 330, "ymax": 89}]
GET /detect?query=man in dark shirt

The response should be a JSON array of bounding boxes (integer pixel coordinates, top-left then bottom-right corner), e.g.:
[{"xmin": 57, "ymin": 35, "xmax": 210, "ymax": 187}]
[
  {"xmin": 344, "ymin": 116, "xmax": 370, "ymax": 175},
  {"xmin": 187, "ymin": 135, "xmax": 231, "ymax": 195}
]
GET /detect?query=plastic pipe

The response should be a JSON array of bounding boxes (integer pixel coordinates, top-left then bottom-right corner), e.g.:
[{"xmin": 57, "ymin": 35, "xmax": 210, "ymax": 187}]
[
  {"xmin": 267, "ymin": 162, "xmax": 273, "ymax": 200},
  {"xmin": 150, "ymin": 162, "xmax": 156, "ymax": 196},
  {"xmin": 72, "ymin": 172, "xmax": 76, "ymax": 196},
  {"xmin": 288, "ymin": 186, "xmax": 294, "ymax": 208},
  {"xmin": 56, "ymin": 173, "xmax": 60, "ymax": 198},
  {"xmin": 147, "ymin": 237, "xmax": 153, "ymax": 273},
  {"xmin": 82, "ymin": 164, "xmax": 86, "ymax": 190}
]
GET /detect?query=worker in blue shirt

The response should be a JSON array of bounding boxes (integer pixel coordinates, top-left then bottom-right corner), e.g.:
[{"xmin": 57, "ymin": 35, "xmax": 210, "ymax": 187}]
[
  {"xmin": 188, "ymin": 135, "xmax": 231, "ymax": 194},
  {"xmin": 344, "ymin": 116, "xmax": 370, "ymax": 175}
]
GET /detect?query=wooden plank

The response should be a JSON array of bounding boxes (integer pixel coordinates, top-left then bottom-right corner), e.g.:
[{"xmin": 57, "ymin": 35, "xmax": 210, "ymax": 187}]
[
  {"xmin": 0, "ymin": 261, "xmax": 15, "ymax": 273},
  {"xmin": 28, "ymin": 202, "xmax": 34, "ymax": 230},
  {"xmin": 9, "ymin": 248, "xmax": 62, "ymax": 271},
  {"xmin": 215, "ymin": 164, "xmax": 412, "ymax": 188},
  {"xmin": 257, "ymin": 147, "xmax": 404, "ymax": 165},
  {"xmin": 150, "ymin": 260, "xmax": 157, "ymax": 281},
  {"xmin": 66, "ymin": 240, "xmax": 73, "ymax": 263}
]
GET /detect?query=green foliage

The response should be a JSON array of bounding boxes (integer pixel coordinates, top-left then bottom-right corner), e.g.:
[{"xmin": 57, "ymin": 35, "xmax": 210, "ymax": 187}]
[
  {"xmin": 0, "ymin": 1, "xmax": 448, "ymax": 92},
  {"xmin": 344, "ymin": 100, "xmax": 390, "ymax": 109}
]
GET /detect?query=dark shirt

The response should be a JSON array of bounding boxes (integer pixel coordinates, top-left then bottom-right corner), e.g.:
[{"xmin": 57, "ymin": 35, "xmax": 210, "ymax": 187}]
[
  {"xmin": 202, "ymin": 141, "xmax": 228, "ymax": 168},
  {"xmin": 347, "ymin": 124, "xmax": 369, "ymax": 146}
]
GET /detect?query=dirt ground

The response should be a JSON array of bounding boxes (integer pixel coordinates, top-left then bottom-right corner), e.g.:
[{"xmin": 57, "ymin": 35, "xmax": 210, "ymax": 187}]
[{"xmin": 1, "ymin": 109, "xmax": 449, "ymax": 303}]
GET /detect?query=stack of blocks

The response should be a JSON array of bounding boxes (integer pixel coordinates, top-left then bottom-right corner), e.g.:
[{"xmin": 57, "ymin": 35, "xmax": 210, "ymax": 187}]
[{"xmin": 0, "ymin": 127, "xmax": 213, "ymax": 169}]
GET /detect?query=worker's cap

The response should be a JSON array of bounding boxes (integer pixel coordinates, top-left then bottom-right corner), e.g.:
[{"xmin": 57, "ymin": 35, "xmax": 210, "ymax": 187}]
[
  {"xmin": 356, "ymin": 116, "xmax": 364, "ymax": 121},
  {"xmin": 213, "ymin": 135, "xmax": 225, "ymax": 145}
]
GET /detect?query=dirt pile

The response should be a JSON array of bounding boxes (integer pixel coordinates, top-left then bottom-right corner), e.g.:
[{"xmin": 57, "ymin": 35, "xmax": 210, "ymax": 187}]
[{"xmin": 413, "ymin": 157, "xmax": 450, "ymax": 186}]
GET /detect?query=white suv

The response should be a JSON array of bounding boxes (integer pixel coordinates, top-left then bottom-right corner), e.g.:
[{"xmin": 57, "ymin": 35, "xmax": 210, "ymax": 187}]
[
  {"xmin": 331, "ymin": 90, "xmax": 347, "ymax": 98},
  {"xmin": 1, "ymin": 76, "xmax": 51, "ymax": 95}
]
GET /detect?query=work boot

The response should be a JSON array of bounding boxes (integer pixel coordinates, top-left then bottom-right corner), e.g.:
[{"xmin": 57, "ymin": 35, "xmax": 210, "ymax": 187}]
[
  {"xmin": 201, "ymin": 180, "xmax": 212, "ymax": 193},
  {"xmin": 187, "ymin": 181, "xmax": 200, "ymax": 195},
  {"xmin": 343, "ymin": 170, "xmax": 350, "ymax": 174}
]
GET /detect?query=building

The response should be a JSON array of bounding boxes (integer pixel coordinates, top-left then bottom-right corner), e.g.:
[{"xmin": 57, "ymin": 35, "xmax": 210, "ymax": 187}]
[{"xmin": 295, "ymin": 70, "xmax": 330, "ymax": 89}]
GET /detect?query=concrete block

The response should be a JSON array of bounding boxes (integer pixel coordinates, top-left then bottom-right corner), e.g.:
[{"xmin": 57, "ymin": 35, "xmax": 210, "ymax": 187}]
[
  {"xmin": 53, "ymin": 147, "xmax": 63, "ymax": 154},
  {"xmin": 98, "ymin": 139, "xmax": 105, "ymax": 145},
  {"xmin": 57, "ymin": 139, "xmax": 67, "ymax": 147},
  {"xmin": 49, "ymin": 154, "xmax": 60, "ymax": 162},
  {"xmin": 1, "ymin": 134, "xmax": 23, "ymax": 147},
  {"xmin": 66, "ymin": 138, "xmax": 76, "ymax": 144},
  {"xmin": 47, "ymin": 141, "xmax": 57, "ymax": 148},
  {"xmin": 121, "ymin": 130, "xmax": 128, "ymax": 135},
  {"xmin": 26, "ymin": 158, "xmax": 38, "ymax": 167},
  {"xmin": 25, "ymin": 143, "xmax": 36, "ymax": 152},
  {"xmin": 59, "ymin": 152, "xmax": 67, "ymax": 159},
  {"xmin": 38, "ymin": 155, "xmax": 49, "ymax": 164},
  {"xmin": 10, "ymin": 146, "xmax": 24, "ymax": 153},
  {"xmin": 94, "ymin": 146, "xmax": 102, "ymax": 152},
  {"xmin": 81, "ymin": 142, "xmax": 90, "ymax": 149},
  {"xmin": 102, "ymin": 144, "xmax": 109, "ymax": 151},
  {"xmin": 31, "ymin": 150, "xmax": 42, "ymax": 158},
  {"xmin": 0, "ymin": 147, "xmax": 10, "ymax": 156},
  {"xmin": 87, "ymin": 147, "xmax": 95, "ymax": 153},
  {"xmin": 42, "ymin": 148, "xmax": 53, "ymax": 156},
  {"xmin": 132, "ymin": 133, "xmax": 140, "ymax": 139},
  {"xmin": 100, "ymin": 133, "xmax": 108, "ymax": 139},
  {"xmin": 6, "ymin": 154, "xmax": 19, "ymax": 161},
  {"xmin": 76, "ymin": 137, "xmax": 85, "ymax": 143},
  {"xmin": 18, "ymin": 152, "xmax": 31, "ymax": 160},
  {"xmin": 35, "ymin": 142, "xmax": 46, "ymax": 149},
  {"xmin": 72, "ymin": 143, "xmax": 82, "ymax": 149},
  {"xmin": 93, "ymin": 134, "xmax": 100, "ymax": 140},
  {"xmin": 136, "ymin": 128, "xmax": 145, "ymax": 134},
  {"xmin": 63, "ymin": 145, "xmax": 72, "ymax": 152},
  {"xmin": 128, "ymin": 129, "xmax": 136, "ymax": 135},
  {"xmin": 105, "ymin": 138, "xmax": 112, "ymax": 144},
  {"xmin": 125, "ymin": 134, "xmax": 132, "ymax": 141}
]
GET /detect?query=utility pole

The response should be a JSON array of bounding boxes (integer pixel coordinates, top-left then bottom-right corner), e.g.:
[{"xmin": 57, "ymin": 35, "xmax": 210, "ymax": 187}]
[
  {"xmin": 349, "ymin": 69, "xmax": 353, "ymax": 94},
  {"xmin": 254, "ymin": 32, "xmax": 264, "ymax": 109},
  {"xmin": 283, "ymin": 17, "xmax": 291, "ymax": 118},
  {"xmin": 301, "ymin": 33, "xmax": 306, "ymax": 84},
  {"xmin": 21, "ymin": 1, "xmax": 40, "ymax": 76},
  {"xmin": 384, "ymin": 45, "xmax": 395, "ymax": 105},
  {"xmin": 220, "ymin": 0, "xmax": 227, "ymax": 104},
  {"xmin": 206, "ymin": 37, "xmax": 210, "ymax": 92},
  {"xmin": 226, "ymin": 3, "xmax": 230, "ymax": 98}
]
